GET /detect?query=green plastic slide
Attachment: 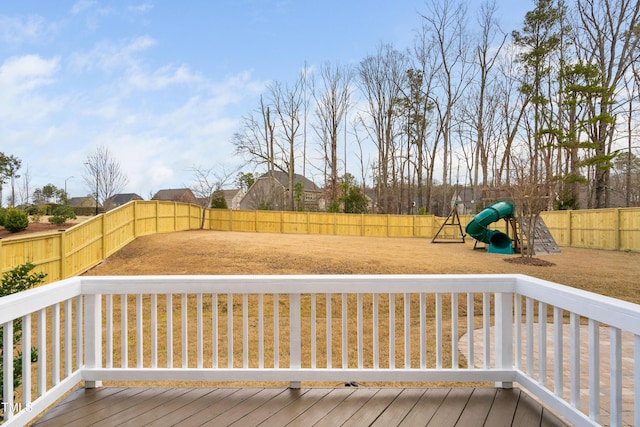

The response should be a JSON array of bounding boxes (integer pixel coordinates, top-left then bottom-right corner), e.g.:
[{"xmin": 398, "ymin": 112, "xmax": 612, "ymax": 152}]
[{"xmin": 465, "ymin": 201, "xmax": 515, "ymax": 254}]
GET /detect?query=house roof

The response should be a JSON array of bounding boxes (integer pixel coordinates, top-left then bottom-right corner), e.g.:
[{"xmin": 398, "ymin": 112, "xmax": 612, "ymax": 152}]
[
  {"xmin": 105, "ymin": 193, "xmax": 143, "ymax": 205},
  {"xmin": 222, "ymin": 189, "xmax": 241, "ymax": 198},
  {"xmin": 152, "ymin": 188, "xmax": 196, "ymax": 202},
  {"xmin": 258, "ymin": 171, "xmax": 320, "ymax": 191},
  {"xmin": 69, "ymin": 196, "xmax": 97, "ymax": 207}
]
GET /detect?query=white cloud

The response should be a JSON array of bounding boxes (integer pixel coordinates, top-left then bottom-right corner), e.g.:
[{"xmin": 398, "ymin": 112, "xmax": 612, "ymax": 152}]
[
  {"xmin": 0, "ymin": 55, "xmax": 64, "ymax": 123},
  {"xmin": 127, "ymin": 64, "xmax": 203, "ymax": 91},
  {"xmin": 71, "ymin": 0, "xmax": 97, "ymax": 15},
  {"xmin": 0, "ymin": 54, "xmax": 59, "ymax": 91},
  {"xmin": 70, "ymin": 35, "xmax": 156, "ymax": 73},
  {"xmin": 128, "ymin": 2, "xmax": 154, "ymax": 14},
  {"xmin": 0, "ymin": 14, "xmax": 53, "ymax": 45}
]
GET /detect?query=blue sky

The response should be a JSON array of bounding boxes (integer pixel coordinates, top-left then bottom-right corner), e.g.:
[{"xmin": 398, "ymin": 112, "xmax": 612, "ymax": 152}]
[{"xmin": 1, "ymin": 0, "xmax": 532, "ymax": 201}]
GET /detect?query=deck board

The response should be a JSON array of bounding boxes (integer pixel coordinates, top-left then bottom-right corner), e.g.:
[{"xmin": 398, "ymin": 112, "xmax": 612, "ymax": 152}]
[
  {"xmin": 399, "ymin": 387, "xmax": 450, "ymax": 426},
  {"xmin": 426, "ymin": 388, "xmax": 474, "ymax": 426},
  {"xmin": 32, "ymin": 386, "xmax": 568, "ymax": 426},
  {"xmin": 180, "ymin": 388, "xmax": 267, "ymax": 426},
  {"xmin": 483, "ymin": 388, "xmax": 521, "ymax": 427},
  {"xmin": 370, "ymin": 388, "xmax": 425, "ymax": 426},
  {"xmin": 286, "ymin": 388, "xmax": 356, "ymax": 426},
  {"xmin": 342, "ymin": 388, "xmax": 400, "ymax": 426},
  {"xmin": 257, "ymin": 388, "xmax": 331, "ymax": 426},
  {"xmin": 315, "ymin": 387, "xmax": 380, "ymax": 426},
  {"xmin": 454, "ymin": 388, "xmax": 497, "ymax": 427}
]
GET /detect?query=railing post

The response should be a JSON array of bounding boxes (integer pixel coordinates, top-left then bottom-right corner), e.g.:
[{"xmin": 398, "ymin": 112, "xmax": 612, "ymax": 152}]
[
  {"xmin": 495, "ymin": 291, "xmax": 513, "ymax": 389},
  {"xmin": 3, "ymin": 320, "xmax": 14, "ymax": 422},
  {"xmin": 289, "ymin": 293, "xmax": 301, "ymax": 389},
  {"xmin": 84, "ymin": 293, "xmax": 102, "ymax": 388}
]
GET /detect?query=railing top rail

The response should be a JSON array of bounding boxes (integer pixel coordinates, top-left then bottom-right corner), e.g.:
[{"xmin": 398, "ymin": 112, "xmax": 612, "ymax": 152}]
[
  {"xmin": 3, "ymin": 274, "xmax": 640, "ymax": 337},
  {"xmin": 0, "ymin": 277, "xmax": 81, "ymax": 324},
  {"xmin": 78, "ymin": 274, "xmax": 517, "ymax": 295},
  {"xmin": 515, "ymin": 274, "xmax": 640, "ymax": 335}
]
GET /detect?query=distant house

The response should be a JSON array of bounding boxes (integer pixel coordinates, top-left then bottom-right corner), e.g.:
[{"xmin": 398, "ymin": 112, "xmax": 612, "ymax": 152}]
[
  {"xmin": 239, "ymin": 171, "xmax": 321, "ymax": 211},
  {"xmin": 451, "ymin": 187, "xmax": 475, "ymax": 215},
  {"xmin": 69, "ymin": 196, "xmax": 99, "ymax": 209},
  {"xmin": 152, "ymin": 188, "xmax": 197, "ymax": 204},
  {"xmin": 103, "ymin": 193, "xmax": 143, "ymax": 211},
  {"xmin": 194, "ymin": 190, "xmax": 243, "ymax": 209},
  {"xmin": 195, "ymin": 197, "xmax": 210, "ymax": 208},
  {"xmin": 222, "ymin": 189, "xmax": 244, "ymax": 210}
]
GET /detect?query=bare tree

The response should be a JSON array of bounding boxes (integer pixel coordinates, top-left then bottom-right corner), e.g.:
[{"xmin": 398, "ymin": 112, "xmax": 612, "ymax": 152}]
[
  {"xmin": 421, "ymin": 0, "xmax": 472, "ymax": 215},
  {"xmin": 466, "ymin": 0, "xmax": 507, "ymax": 201},
  {"xmin": 509, "ymin": 156, "xmax": 549, "ymax": 258},
  {"xmin": 189, "ymin": 164, "xmax": 238, "ymax": 228},
  {"xmin": 269, "ymin": 73, "xmax": 305, "ymax": 211},
  {"xmin": 83, "ymin": 145, "xmax": 129, "ymax": 215},
  {"xmin": 18, "ymin": 165, "xmax": 32, "ymax": 206},
  {"xmin": 406, "ymin": 22, "xmax": 440, "ymax": 213},
  {"xmin": 495, "ymin": 45, "xmax": 530, "ymax": 187},
  {"xmin": 358, "ymin": 43, "xmax": 408, "ymax": 213},
  {"xmin": 233, "ymin": 96, "xmax": 278, "ymax": 174},
  {"xmin": 313, "ymin": 62, "xmax": 353, "ymax": 208}
]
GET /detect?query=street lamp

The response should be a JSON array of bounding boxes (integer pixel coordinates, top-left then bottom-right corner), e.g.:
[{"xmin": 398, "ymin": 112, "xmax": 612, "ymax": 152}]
[{"xmin": 64, "ymin": 176, "xmax": 74, "ymax": 198}]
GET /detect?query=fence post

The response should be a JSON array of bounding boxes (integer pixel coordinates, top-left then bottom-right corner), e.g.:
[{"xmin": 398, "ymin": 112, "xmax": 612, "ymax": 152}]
[
  {"xmin": 289, "ymin": 293, "xmax": 301, "ymax": 389},
  {"xmin": 174, "ymin": 202, "xmax": 178, "ymax": 231},
  {"xmin": 101, "ymin": 215, "xmax": 107, "ymax": 260},
  {"xmin": 387, "ymin": 215, "xmax": 390, "ymax": 237},
  {"xmin": 155, "ymin": 200, "xmax": 160, "ymax": 233},
  {"xmin": 84, "ymin": 293, "xmax": 103, "ymax": 389},
  {"xmin": 133, "ymin": 201, "xmax": 138, "ymax": 238},
  {"xmin": 59, "ymin": 230, "xmax": 66, "ymax": 279},
  {"xmin": 495, "ymin": 291, "xmax": 513, "ymax": 389},
  {"xmin": 615, "ymin": 208, "xmax": 621, "ymax": 251},
  {"xmin": 568, "ymin": 211, "xmax": 572, "ymax": 246}
]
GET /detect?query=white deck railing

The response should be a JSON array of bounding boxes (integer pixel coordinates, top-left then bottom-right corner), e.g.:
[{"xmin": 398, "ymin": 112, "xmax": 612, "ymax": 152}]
[{"xmin": 1, "ymin": 274, "xmax": 639, "ymax": 426}]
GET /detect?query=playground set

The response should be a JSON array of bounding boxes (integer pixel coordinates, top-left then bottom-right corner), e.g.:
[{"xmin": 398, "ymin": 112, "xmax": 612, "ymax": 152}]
[{"xmin": 431, "ymin": 200, "xmax": 561, "ymax": 255}]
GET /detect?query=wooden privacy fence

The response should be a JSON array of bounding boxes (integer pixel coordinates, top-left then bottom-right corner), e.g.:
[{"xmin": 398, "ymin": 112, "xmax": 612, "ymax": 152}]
[
  {"xmin": 208, "ymin": 208, "xmax": 640, "ymax": 252},
  {"xmin": 207, "ymin": 209, "xmax": 472, "ymax": 239},
  {"xmin": 540, "ymin": 208, "xmax": 640, "ymax": 251},
  {"xmin": 1, "ymin": 202, "xmax": 639, "ymax": 284},
  {"xmin": 0, "ymin": 201, "xmax": 202, "ymax": 284}
]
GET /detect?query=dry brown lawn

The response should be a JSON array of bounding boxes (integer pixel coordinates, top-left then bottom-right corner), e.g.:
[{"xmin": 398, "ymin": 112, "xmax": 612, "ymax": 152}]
[{"xmin": 85, "ymin": 229, "xmax": 640, "ymax": 304}]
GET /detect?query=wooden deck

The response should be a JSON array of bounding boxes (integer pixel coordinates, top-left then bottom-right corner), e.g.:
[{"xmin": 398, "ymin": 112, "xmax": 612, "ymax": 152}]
[{"xmin": 32, "ymin": 386, "xmax": 567, "ymax": 426}]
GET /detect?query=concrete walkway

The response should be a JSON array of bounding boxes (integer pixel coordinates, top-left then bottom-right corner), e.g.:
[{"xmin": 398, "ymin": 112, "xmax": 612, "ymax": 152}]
[{"xmin": 459, "ymin": 324, "xmax": 635, "ymax": 426}]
